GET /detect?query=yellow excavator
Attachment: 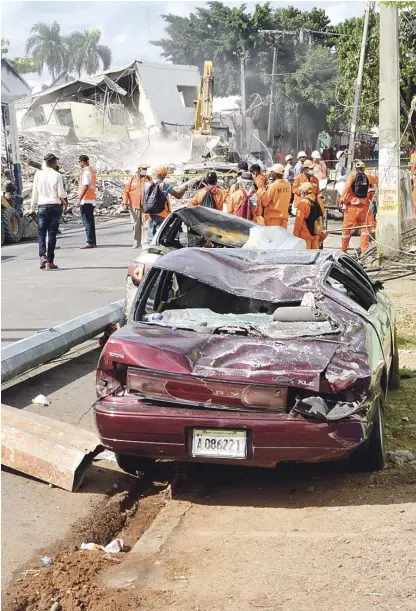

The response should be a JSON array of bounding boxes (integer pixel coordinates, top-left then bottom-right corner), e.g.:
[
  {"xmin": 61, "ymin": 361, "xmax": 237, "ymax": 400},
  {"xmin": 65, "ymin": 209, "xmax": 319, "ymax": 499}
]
[{"xmin": 190, "ymin": 60, "xmax": 214, "ymax": 158}]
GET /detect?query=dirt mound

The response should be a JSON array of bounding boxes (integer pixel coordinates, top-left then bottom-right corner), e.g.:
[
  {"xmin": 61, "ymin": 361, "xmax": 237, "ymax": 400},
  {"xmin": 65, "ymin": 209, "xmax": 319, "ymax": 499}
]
[{"xmin": 3, "ymin": 484, "xmax": 170, "ymax": 611}]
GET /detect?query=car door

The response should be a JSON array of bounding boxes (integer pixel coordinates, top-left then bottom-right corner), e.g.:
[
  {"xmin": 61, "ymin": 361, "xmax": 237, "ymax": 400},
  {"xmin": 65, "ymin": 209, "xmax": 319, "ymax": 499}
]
[
  {"xmin": 322, "ymin": 260, "xmax": 391, "ymax": 379},
  {"xmin": 337, "ymin": 256, "xmax": 393, "ymax": 367}
]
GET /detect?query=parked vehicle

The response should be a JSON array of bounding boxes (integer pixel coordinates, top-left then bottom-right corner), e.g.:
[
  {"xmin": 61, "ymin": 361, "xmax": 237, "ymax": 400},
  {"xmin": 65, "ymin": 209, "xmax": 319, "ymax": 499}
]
[
  {"xmin": 95, "ymin": 249, "xmax": 399, "ymax": 474},
  {"xmin": 120, "ymin": 206, "xmax": 256, "ymax": 326}
]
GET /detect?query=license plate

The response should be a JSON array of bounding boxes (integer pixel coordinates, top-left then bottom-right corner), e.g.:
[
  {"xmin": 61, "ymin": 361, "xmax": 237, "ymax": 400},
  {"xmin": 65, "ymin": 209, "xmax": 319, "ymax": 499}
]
[{"xmin": 191, "ymin": 429, "xmax": 247, "ymax": 459}]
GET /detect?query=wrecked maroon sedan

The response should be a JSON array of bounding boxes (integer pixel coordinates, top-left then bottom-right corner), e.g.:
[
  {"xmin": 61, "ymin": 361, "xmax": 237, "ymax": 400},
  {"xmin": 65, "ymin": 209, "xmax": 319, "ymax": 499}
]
[{"xmin": 95, "ymin": 249, "xmax": 399, "ymax": 473}]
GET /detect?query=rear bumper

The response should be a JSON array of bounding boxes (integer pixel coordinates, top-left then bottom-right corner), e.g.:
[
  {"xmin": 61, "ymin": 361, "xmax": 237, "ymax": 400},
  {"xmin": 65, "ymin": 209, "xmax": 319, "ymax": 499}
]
[{"xmin": 94, "ymin": 398, "xmax": 370, "ymax": 468}]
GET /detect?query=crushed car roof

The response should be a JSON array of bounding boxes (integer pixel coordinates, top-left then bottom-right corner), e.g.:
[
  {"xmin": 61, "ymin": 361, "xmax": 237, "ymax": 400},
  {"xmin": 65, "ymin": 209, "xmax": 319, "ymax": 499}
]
[
  {"xmin": 153, "ymin": 248, "xmax": 334, "ymax": 302},
  {"xmin": 173, "ymin": 207, "xmax": 255, "ymax": 247}
]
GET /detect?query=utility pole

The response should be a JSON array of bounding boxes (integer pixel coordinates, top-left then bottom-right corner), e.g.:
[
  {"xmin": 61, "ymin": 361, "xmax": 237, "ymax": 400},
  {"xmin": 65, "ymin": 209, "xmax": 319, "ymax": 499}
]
[
  {"xmin": 376, "ymin": 2, "xmax": 401, "ymax": 257},
  {"xmin": 240, "ymin": 55, "xmax": 247, "ymax": 151},
  {"xmin": 267, "ymin": 45, "xmax": 278, "ymax": 146},
  {"xmin": 260, "ymin": 29, "xmax": 296, "ymax": 148},
  {"xmin": 347, "ymin": 3, "xmax": 372, "ymax": 171}
]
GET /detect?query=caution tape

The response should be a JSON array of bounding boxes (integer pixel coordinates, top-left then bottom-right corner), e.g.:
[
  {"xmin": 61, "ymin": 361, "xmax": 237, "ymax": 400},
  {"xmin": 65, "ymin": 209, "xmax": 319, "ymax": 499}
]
[{"xmin": 96, "ymin": 172, "xmax": 238, "ymax": 179}]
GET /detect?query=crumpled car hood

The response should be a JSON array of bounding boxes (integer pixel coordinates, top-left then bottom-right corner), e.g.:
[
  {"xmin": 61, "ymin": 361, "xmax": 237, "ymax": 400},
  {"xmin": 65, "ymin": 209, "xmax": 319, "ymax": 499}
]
[{"xmin": 106, "ymin": 325, "xmax": 342, "ymax": 392}]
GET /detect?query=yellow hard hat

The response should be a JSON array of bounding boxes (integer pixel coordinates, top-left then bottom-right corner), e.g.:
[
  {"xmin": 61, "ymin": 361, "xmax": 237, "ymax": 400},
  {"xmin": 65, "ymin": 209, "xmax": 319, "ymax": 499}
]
[{"xmin": 300, "ymin": 181, "xmax": 314, "ymax": 194}]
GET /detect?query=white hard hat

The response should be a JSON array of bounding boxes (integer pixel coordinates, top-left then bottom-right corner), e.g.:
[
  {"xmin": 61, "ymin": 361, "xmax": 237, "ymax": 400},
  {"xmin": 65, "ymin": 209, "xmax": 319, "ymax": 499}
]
[
  {"xmin": 297, "ymin": 151, "xmax": 307, "ymax": 158},
  {"xmin": 270, "ymin": 163, "xmax": 285, "ymax": 174},
  {"xmin": 311, "ymin": 150, "xmax": 321, "ymax": 159},
  {"xmin": 285, "ymin": 154, "xmax": 293, "ymax": 161},
  {"xmin": 336, "ymin": 150, "xmax": 344, "ymax": 160}
]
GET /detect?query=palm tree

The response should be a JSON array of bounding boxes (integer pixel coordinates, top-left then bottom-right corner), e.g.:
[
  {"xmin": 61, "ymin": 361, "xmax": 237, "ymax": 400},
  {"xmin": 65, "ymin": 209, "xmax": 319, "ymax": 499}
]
[
  {"xmin": 64, "ymin": 29, "xmax": 112, "ymax": 77},
  {"xmin": 25, "ymin": 21, "xmax": 64, "ymax": 79}
]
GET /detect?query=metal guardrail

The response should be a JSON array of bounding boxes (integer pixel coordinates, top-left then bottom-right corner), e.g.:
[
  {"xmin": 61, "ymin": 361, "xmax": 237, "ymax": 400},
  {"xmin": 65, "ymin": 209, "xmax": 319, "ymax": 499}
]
[{"xmin": 1, "ymin": 300, "xmax": 123, "ymax": 384}]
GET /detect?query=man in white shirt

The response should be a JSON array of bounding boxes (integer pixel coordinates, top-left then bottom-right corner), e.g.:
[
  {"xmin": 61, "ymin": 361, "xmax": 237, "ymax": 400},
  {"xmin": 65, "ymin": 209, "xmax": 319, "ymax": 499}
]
[
  {"xmin": 283, "ymin": 154, "xmax": 295, "ymax": 184},
  {"xmin": 31, "ymin": 153, "xmax": 67, "ymax": 270},
  {"xmin": 77, "ymin": 154, "xmax": 97, "ymax": 249}
]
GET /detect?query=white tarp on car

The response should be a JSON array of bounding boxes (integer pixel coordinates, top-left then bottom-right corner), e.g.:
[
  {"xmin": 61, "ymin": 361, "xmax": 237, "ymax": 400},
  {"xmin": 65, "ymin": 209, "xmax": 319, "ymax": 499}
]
[{"xmin": 243, "ymin": 226, "xmax": 306, "ymax": 251}]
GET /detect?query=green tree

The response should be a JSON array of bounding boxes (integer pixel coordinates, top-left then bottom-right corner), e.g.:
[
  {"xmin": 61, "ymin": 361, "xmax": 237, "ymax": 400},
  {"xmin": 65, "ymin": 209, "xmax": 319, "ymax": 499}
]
[
  {"xmin": 10, "ymin": 56, "xmax": 38, "ymax": 74},
  {"xmin": 63, "ymin": 29, "xmax": 112, "ymax": 76},
  {"xmin": 25, "ymin": 21, "xmax": 64, "ymax": 79},
  {"xmin": 328, "ymin": 7, "xmax": 416, "ymax": 133},
  {"xmin": 1, "ymin": 38, "xmax": 10, "ymax": 56},
  {"xmin": 152, "ymin": 2, "xmax": 335, "ymax": 146},
  {"xmin": 2, "ymin": 37, "xmax": 38, "ymax": 74}
]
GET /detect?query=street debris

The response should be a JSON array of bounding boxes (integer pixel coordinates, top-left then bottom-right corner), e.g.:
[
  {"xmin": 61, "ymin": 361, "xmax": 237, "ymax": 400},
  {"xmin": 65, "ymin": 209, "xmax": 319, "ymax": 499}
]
[
  {"xmin": 1, "ymin": 404, "xmax": 103, "ymax": 491},
  {"xmin": 80, "ymin": 538, "xmax": 125, "ymax": 553},
  {"xmin": 387, "ymin": 449, "xmax": 416, "ymax": 466},
  {"xmin": 41, "ymin": 556, "xmax": 53, "ymax": 567},
  {"xmin": 32, "ymin": 394, "xmax": 50, "ymax": 406}
]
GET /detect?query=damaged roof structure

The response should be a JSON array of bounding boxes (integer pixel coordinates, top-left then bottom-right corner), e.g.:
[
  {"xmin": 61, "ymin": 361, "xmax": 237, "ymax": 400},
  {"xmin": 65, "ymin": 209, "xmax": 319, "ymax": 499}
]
[
  {"xmin": 14, "ymin": 60, "xmax": 200, "ymax": 142},
  {"xmin": 1, "ymin": 58, "xmax": 32, "ymax": 104}
]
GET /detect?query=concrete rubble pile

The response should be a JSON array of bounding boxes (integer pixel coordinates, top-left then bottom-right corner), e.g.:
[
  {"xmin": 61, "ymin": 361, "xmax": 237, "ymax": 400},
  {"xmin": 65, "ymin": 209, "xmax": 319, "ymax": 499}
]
[{"xmin": 19, "ymin": 133, "xmax": 139, "ymax": 216}]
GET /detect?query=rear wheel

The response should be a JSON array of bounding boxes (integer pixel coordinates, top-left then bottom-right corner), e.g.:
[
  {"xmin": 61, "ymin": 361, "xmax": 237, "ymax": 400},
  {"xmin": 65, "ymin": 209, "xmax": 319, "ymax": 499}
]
[
  {"xmin": 350, "ymin": 402, "xmax": 385, "ymax": 471},
  {"xmin": 2, "ymin": 207, "xmax": 23, "ymax": 243},
  {"xmin": 115, "ymin": 453, "xmax": 156, "ymax": 477}
]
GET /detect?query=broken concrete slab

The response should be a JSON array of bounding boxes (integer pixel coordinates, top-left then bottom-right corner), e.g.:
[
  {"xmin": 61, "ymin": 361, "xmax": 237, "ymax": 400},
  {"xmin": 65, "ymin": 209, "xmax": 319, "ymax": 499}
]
[{"xmin": 1, "ymin": 404, "xmax": 103, "ymax": 491}]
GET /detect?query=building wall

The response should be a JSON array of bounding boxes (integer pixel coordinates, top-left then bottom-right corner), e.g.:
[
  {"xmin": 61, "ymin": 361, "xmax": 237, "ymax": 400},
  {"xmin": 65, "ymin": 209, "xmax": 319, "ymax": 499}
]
[
  {"xmin": 21, "ymin": 101, "xmax": 130, "ymax": 141},
  {"xmin": 1, "ymin": 61, "xmax": 31, "ymax": 103}
]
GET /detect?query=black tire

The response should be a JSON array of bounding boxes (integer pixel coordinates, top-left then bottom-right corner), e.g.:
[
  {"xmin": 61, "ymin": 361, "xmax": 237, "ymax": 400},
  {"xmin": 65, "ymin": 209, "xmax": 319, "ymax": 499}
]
[
  {"xmin": 115, "ymin": 454, "xmax": 156, "ymax": 477},
  {"xmin": 350, "ymin": 402, "xmax": 385, "ymax": 471},
  {"xmin": 2, "ymin": 207, "xmax": 23, "ymax": 243},
  {"xmin": 1, "ymin": 220, "xmax": 5, "ymax": 245},
  {"xmin": 389, "ymin": 327, "xmax": 400, "ymax": 389},
  {"xmin": 119, "ymin": 299, "xmax": 128, "ymax": 327}
]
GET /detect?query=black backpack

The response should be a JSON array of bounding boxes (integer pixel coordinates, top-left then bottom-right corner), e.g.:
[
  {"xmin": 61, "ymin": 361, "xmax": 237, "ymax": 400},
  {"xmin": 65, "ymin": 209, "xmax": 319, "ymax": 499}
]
[
  {"xmin": 200, "ymin": 188, "xmax": 216, "ymax": 209},
  {"xmin": 305, "ymin": 198, "xmax": 324, "ymax": 236},
  {"xmin": 352, "ymin": 173, "xmax": 369, "ymax": 198},
  {"xmin": 142, "ymin": 181, "xmax": 167, "ymax": 214}
]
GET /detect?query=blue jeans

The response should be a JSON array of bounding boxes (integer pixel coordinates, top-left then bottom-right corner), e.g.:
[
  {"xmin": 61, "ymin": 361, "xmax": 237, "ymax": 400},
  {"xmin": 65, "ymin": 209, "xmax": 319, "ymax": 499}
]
[
  {"xmin": 80, "ymin": 203, "xmax": 96, "ymax": 245},
  {"xmin": 147, "ymin": 215, "xmax": 164, "ymax": 241},
  {"xmin": 37, "ymin": 204, "xmax": 61, "ymax": 263}
]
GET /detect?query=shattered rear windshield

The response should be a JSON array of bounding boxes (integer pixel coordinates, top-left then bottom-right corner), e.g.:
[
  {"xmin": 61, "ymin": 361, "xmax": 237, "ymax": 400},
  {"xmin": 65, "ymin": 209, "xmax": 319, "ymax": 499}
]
[{"xmin": 135, "ymin": 269, "xmax": 339, "ymax": 339}]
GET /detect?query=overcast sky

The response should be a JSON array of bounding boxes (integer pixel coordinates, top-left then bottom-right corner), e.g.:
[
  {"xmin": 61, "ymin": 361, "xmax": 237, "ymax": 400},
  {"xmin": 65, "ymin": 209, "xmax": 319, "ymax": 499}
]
[{"xmin": 2, "ymin": 0, "xmax": 365, "ymax": 88}]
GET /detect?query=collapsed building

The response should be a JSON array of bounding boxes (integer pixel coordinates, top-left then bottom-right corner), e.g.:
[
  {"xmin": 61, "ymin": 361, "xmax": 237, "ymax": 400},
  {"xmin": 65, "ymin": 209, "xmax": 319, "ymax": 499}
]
[
  {"xmin": 14, "ymin": 60, "xmax": 201, "ymax": 142},
  {"xmin": 6, "ymin": 60, "xmax": 264, "ymax": 217}
]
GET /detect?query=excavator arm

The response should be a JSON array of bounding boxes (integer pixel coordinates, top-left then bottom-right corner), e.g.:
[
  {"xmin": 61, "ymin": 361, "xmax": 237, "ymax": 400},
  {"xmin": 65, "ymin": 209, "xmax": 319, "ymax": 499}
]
[{"xmin": 194, "ymin": 60, "xmax": 214, "ymax": 135}]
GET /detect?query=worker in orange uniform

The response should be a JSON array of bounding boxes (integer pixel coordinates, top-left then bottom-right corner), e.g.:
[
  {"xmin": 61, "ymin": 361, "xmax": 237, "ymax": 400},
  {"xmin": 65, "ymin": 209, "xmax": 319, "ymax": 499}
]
[
  {"xmin": 293, "ymin": 182, "xmax": 324, "ymax": 249},
  {"xmin": 123, "ymin": 163, "xmax": 151, "ymax": 248},
  {"xmin": 258, "ymin": 164, "xmax": 291, "ymax": 228},
  {"xmin": 292, "ymin": 160, "xmax": 320, "ymax": 206},
  {"xmin": 188, "ymin": 171, "xmax": 226, "ymax": 211},
  {"xmin": 228, "ymin": 172, "xmax": 262, "ymax": 221},
  {"xmin": 340, "ymin": 161, "xmax": 377, "ymax": 253},
  {"xmin": 411, "ymin": 158, "xmax": 416, "ymax": 214},
  {"xmin": 250, "ymin": 164, "xmax": 268, "ymax": 190}
]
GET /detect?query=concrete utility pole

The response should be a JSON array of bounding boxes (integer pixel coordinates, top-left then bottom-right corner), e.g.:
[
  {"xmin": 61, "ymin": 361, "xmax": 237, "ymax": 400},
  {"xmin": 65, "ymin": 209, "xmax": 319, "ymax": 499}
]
[
  {"xmin": 376, "ymin": 2, "xmax": 401, "ymax": 257},
  {"xmin": 240, "ymin": 55, "xmax": 247, "ymax": 151},
  {"xmin": 267, "ymin": 45, "xmax": 278, "ymax": 146},
  {"xmin": 260, "ymin": 29, "xmax": 296, "ymax": 148},
  {"xmin": 347, "ymin": 3, "xmax": 372, "ymax": 170}
]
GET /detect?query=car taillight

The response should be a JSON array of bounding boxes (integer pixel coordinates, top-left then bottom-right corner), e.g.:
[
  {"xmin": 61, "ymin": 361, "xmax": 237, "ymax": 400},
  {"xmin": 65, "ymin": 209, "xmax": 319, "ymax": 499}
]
[
  {"xmin": 96, "ymin": 363, "xmax": 127, "ymax": 398},
  {"xmin": 127, "ymin": 262, "xmax": 145, "ymax": 285}
]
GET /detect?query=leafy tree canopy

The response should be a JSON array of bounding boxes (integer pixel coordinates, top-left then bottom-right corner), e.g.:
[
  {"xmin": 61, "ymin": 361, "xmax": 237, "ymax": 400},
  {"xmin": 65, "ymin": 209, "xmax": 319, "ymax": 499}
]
[{"xmin": 153, "ymin": 2, "xmax": 416, "ymax": 145}]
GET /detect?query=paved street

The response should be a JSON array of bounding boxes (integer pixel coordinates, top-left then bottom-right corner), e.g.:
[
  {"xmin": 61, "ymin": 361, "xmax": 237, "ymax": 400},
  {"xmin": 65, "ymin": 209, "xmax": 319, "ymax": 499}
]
[{"xmin": 1, "ymin": 217, "xmax": 134, "ymax": 346}]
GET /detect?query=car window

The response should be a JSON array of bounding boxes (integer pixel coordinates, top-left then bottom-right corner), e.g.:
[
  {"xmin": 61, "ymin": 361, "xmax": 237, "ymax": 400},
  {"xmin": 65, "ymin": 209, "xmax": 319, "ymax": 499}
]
[
  {"xmin": 338, "ymin": 256, "xmax": 377, "ymax": 297},
  {"xmin": 325, "ymin": 263, "xmax": 377, "ymax": 311}
]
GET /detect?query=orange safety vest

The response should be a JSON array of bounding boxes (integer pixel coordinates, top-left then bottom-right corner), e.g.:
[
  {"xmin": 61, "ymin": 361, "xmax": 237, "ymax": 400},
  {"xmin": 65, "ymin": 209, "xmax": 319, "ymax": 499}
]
[{"xmin": 79, "ymin": 166, "xmax": 96, "ymax": 201}]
